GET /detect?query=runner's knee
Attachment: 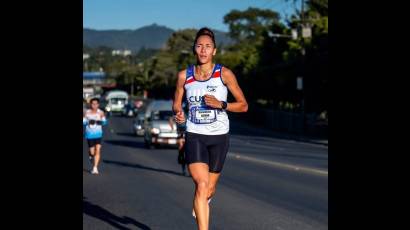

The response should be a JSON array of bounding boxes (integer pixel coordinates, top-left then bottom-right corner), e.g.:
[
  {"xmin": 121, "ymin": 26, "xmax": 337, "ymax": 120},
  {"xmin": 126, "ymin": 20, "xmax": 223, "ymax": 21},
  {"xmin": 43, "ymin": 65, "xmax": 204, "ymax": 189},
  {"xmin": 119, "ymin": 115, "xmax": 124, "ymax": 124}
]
[{"xmin": 195, "ymin": 180, "xmax": 209, "ymax": 197}]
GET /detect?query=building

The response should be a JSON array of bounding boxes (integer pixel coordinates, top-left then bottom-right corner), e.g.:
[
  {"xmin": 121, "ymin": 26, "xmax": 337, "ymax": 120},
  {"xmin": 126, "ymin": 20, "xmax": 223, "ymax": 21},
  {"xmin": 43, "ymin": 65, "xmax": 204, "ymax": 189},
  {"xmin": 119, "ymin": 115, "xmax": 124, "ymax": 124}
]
[{"xmin": 112, "ymin": 49, "xmax": 132, "ymax": 56}]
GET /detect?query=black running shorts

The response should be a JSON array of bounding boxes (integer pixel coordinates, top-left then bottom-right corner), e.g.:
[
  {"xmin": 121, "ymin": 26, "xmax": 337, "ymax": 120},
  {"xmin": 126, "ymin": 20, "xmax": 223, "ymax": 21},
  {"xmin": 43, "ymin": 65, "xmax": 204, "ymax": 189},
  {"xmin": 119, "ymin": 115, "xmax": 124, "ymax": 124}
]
[
  {"xmin": 87, "ymin": 138, "xmax": 102, "ymax": 148},
  {"xmin": 185, "ymin": 132, "xmax": 229, "ymax": 173}
]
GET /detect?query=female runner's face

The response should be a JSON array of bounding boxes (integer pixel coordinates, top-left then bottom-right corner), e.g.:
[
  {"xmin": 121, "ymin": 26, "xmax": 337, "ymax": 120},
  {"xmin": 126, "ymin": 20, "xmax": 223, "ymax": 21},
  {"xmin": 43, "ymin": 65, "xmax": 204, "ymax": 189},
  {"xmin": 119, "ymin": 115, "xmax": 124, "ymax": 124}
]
[{"xmin": 194, "ymin": 35, "xmax": 216, "ymax": 64}]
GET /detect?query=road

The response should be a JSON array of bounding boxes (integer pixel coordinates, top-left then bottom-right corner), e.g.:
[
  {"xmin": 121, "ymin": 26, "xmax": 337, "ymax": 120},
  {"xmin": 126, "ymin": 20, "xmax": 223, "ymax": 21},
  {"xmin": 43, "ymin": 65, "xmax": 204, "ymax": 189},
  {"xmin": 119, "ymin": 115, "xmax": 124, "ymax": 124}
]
[{"xmin": 83, "ymin": 116, "xmax": 328, "ymax": 230}]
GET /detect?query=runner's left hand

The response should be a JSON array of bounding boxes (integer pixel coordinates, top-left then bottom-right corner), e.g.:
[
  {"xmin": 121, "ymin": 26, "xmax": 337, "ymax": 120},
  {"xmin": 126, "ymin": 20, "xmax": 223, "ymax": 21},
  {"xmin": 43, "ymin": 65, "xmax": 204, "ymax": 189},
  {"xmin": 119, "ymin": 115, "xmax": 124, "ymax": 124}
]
[{"xmin": 204, "ymin": 94, "xmax": 221, "ymax": 109}]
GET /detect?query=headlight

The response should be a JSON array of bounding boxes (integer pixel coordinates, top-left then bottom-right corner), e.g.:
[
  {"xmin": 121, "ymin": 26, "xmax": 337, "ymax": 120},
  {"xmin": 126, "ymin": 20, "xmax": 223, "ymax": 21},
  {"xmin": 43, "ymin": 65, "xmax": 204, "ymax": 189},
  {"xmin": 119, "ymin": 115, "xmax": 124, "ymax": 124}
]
[
  {"xmin": 106, "ymin": 107, "xmax": 111, "ymax": 112},
  {"xmin": 151, "ymin": 128, "xmax": 160, "ymax": 135}
]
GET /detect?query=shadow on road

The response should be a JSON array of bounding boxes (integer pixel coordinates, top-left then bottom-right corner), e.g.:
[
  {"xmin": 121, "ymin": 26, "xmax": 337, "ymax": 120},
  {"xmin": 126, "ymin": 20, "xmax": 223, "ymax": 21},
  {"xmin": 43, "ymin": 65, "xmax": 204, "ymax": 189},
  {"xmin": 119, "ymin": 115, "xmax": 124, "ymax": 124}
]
[
  {"xmin": 103, "ymin": 159, "xmax": 187, "ymax": 177},
  {"xmin": 104, "ymin": 140, "xmax": 146, "ymax": 149},
  {"xmin": 83, "ymin": 196, "xmax": 151, "ymax": 230},
  {"xmin": 104, "ymin": 139, "xmax": 178, "ymax": 150},
  {"xmin": 116, "ymin": 132, "xmax": 137, "ymax": 138}
]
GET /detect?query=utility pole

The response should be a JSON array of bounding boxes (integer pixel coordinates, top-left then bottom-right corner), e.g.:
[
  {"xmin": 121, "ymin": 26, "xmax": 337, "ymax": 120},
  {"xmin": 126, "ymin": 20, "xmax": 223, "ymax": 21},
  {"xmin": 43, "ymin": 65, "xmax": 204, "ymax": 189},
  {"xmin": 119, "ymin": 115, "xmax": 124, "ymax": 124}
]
[{"xmin": 300, "ymin": 0, "xmax": 306, "ymax": 135}]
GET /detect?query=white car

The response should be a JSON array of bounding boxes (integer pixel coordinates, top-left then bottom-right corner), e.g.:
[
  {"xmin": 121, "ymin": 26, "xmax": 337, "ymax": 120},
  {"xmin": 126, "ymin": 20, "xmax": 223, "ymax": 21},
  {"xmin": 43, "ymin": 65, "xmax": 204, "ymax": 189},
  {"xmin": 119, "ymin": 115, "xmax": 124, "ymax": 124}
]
[{"xmin": 144, "ymin": 110, "xmax": 178, "ymax": 148}]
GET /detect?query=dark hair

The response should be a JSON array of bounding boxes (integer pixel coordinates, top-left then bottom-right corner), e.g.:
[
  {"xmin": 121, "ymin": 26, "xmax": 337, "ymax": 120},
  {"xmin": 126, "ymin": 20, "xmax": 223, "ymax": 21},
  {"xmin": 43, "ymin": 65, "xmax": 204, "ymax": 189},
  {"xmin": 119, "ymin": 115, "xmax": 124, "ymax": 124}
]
[
  {"xmin": 192, "ymin": 27, "xmax": 216, "ymax": 54},
  {"xmin": 90, "ymin": 98, "xmax": 99, "ymax": 104}
]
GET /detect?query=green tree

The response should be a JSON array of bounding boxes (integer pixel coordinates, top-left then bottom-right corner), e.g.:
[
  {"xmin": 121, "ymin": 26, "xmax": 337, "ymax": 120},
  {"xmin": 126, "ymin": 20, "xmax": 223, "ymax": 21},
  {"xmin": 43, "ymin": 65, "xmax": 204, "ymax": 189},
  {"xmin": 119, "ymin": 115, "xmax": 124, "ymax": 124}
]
[
  {"xmin": 221, "ymin": 7, "xmax": 290, "ymax": 103},
  {"xmin": 139, "ymin": 29, "xmax": 198, "ymax": 97},
  {"xmin": 284, "ymin": 0, "xmax": 328, "ymax": 112},
  {"xmin": 224, "ymin": 7, "xmax": 281, "ymax": 43}
]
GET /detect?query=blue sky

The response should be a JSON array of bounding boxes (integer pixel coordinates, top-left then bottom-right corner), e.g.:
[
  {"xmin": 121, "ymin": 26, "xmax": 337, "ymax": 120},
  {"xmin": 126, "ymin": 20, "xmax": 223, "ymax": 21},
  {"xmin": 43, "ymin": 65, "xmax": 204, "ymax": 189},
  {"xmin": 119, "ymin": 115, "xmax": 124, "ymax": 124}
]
[{"xmin": 83, "ymin": 0, "xmax": 300, "ymax": 32}]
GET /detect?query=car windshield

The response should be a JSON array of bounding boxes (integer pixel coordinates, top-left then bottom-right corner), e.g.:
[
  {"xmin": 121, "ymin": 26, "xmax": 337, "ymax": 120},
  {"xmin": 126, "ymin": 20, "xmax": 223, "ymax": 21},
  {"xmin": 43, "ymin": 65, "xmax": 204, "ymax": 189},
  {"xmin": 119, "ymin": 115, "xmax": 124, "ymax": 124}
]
[{"xmin": 110, "ymin": 98, "xmax": 126, "ymax": 105}]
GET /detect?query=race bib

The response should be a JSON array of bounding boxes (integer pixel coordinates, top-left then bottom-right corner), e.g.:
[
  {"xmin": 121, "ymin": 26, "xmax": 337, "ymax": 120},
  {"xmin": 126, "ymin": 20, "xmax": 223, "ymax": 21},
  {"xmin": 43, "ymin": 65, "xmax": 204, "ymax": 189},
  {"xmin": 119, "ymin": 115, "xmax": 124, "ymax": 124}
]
[{"xmin": 190, "ymin": 106, "xmax": 217, "ymax": 124}]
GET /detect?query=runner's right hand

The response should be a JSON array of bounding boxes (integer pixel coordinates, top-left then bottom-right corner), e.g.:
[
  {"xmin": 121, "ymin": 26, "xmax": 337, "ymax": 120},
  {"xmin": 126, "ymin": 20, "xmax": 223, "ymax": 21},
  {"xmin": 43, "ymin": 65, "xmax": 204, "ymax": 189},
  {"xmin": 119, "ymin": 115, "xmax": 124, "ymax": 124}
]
[{"xmin": 174, "ymin": 111, "xmax": 185, "ymax": 124}]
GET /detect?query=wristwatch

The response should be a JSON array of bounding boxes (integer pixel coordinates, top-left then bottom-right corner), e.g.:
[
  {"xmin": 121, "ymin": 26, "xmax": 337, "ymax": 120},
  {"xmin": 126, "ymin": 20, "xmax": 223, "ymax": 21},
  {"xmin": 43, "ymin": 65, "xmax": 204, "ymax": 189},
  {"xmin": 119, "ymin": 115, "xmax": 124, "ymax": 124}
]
[{"xmin": 221, "ymin": 101, "xmax": 227, "ymax": 110}]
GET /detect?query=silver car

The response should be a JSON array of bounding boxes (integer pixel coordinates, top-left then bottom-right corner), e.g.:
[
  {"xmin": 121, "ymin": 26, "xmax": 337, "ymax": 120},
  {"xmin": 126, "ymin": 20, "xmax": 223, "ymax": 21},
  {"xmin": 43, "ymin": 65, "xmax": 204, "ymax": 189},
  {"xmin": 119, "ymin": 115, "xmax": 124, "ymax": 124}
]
[{"xmin": 144, "ymin": 110, "xmax": 178, "ymax": 149}]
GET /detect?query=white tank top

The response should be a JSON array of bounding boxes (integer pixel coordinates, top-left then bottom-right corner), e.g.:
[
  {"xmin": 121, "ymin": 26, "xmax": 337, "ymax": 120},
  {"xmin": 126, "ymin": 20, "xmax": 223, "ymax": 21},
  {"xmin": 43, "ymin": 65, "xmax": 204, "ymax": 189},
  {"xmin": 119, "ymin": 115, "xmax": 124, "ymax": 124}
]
[
  {"xmin": 83, "ymin": 109, "xmax": 106, "ymax": 139},
  {"xmin": 184, "ymin": 63, "xmax": 229, "ymax": 135}
]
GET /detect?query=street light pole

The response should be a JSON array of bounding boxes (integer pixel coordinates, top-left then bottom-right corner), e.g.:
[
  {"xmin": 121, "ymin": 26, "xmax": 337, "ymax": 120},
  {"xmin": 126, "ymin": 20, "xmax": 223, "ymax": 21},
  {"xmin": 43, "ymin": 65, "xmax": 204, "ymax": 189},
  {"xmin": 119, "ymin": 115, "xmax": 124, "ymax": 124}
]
[{"xmin": 300, "ymin": 0, "xmax": 306, "ymax": 135}]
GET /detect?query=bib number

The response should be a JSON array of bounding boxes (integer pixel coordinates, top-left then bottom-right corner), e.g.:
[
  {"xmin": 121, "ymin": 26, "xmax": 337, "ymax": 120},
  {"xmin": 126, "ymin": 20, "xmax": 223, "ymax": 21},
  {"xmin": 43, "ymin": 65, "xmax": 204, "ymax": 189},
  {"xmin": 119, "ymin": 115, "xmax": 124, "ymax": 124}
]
[{"xmin": 190, "ymin": 107, "xmax": 217, "ymax": 124}]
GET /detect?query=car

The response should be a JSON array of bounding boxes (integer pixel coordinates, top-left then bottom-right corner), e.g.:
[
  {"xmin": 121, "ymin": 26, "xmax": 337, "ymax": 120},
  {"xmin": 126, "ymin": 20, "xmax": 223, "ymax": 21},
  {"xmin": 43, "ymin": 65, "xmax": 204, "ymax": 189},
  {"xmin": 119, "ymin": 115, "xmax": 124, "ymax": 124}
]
[
  {"xmin": 101, "ymin": 90, "xmax": 129, "ymax": 115},
  {"xmin": 144, "ymin": 108, "xmax": 178, "ymax": 149}
]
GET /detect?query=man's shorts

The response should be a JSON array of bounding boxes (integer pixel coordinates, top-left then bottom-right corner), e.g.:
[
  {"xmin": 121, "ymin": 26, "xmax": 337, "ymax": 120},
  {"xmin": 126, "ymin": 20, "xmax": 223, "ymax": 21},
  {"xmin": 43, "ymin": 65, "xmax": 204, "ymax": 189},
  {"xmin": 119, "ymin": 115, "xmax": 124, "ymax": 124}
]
[
  {"xmin": 87, "ymin": 138, "xmax": 102, "ymax": 148},
  {"xmin": 184, "ymin": 132, "xmax": 229, "ymax": 173}
]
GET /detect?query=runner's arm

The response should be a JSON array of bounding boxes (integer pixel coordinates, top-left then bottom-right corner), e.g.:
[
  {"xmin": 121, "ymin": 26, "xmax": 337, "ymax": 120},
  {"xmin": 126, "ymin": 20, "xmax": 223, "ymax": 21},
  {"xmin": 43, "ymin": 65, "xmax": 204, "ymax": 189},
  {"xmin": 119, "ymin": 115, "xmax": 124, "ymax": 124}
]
[
  {"xmin": 173, "ymin": 70, "xmax": 187, "ymax": 124},
  {"xmin": 173, "ymin": 70, "xmax": 186, "ymax": 113}
]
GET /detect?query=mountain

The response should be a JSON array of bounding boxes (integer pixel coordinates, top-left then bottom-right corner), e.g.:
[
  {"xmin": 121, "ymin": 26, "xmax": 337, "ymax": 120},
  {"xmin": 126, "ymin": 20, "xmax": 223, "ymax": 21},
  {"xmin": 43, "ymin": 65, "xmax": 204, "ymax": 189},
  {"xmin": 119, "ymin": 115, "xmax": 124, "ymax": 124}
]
[
  {"xmin": 83, "ymin": 24, "xmax": 174, "ymax": 52},
  {"xmin": 83, "ymin": 24, "xmax": 234, "ymax": 52}
]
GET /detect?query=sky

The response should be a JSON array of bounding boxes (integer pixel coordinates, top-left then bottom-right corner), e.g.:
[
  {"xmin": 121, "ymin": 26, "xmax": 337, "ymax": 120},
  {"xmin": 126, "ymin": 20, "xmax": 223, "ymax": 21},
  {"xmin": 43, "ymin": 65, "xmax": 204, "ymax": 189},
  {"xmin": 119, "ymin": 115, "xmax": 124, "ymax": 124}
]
[{"xmin": 83, "ymin": 0, "xmax": 300, "ymax": 32}]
